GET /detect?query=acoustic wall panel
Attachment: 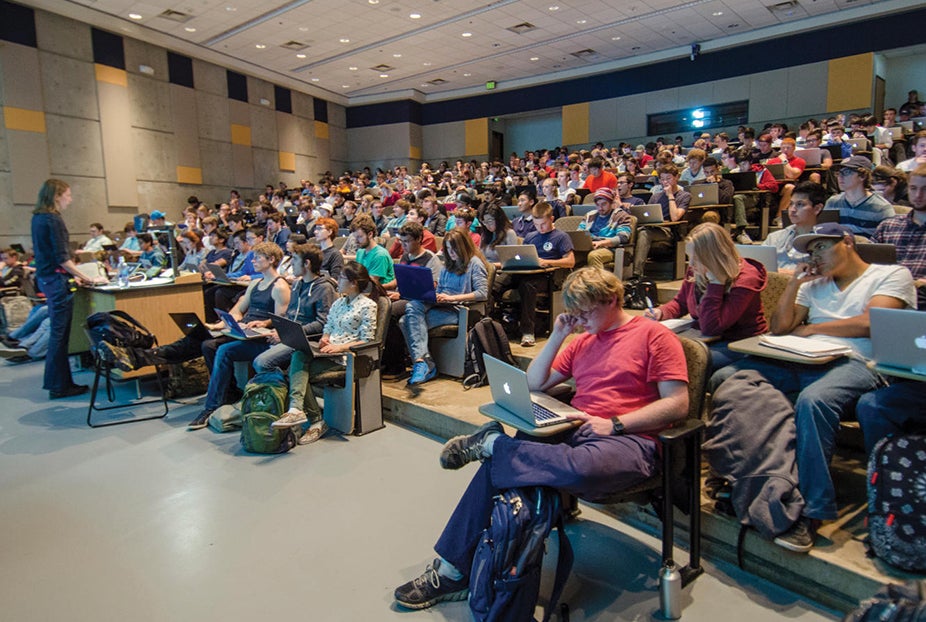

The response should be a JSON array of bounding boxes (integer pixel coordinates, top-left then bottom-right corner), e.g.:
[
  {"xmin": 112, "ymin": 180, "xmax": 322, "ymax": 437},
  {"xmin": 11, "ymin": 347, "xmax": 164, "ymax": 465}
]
[
  {"xmin": 561, "ymin": 102, "xmax": 589, "ymax": 146},
  {"xmin": 95, "ymin": 64, "xmax": 138, "ymax": 206},
  {"xmin": 1, "ymin": 43, "xmax": 49, "ymax": 204},
  {"xmin": 170, "ymin": 84, "xmax": 201, "ymax": 182},
  {"xmin": 464, "ymin": 118, "xmax": 488, "ymax": 157},
  {"xmin": 34, "ymin": 10, "xmax": 90, "ymax": 61},
  {"xmin": 827, "ymin": 53, "xmax": 873, "ymax": 113}
]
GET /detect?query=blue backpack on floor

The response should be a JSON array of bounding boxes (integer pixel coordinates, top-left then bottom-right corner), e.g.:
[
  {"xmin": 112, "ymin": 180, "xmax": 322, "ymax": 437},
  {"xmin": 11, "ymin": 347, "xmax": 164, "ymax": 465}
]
[{"xmin": 469, "ymin": 486, "xmax": 573, "ymax": 622}]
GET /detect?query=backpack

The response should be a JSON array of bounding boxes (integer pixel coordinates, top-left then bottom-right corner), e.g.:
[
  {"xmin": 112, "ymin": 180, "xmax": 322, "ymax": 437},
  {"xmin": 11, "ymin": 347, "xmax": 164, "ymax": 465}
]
[
  {"xmin": 842, "ymin": 581, "xmax": 926, "ymax": 622},
  {"xmin": 866, "ymin": 435, "xmax": 926, "ymax": 572},
  {"xmin": 462, "ymin": 318, "xmax": 518, "ymax": 390},
  {"xmin": 622, "ymin": 276, "xmax": 658, "ymax": 310},
  {"xmin": 240, "ymin": 371, "xmax": 288, "ymax": 417},
  {"xmin": 240, "ymin": 411, "xmax": 297, "ymax": 454},
  {"xmin": 86, "ymin": 310, "xmax": 156, "ymax": 350},
  {"xmin": 468, "ymin": 487, "xmax": 573, "ymax": 622},
  {"xmin": 0, "ymin": 295, "xmax": 32, "ymax": 334}
]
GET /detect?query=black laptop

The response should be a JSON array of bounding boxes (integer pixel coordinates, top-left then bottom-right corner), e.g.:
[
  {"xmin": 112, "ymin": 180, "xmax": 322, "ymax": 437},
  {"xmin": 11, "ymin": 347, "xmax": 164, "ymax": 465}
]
[{"xmin": 723, "ymin": 171, "xmax": 758, "ymax": 192}]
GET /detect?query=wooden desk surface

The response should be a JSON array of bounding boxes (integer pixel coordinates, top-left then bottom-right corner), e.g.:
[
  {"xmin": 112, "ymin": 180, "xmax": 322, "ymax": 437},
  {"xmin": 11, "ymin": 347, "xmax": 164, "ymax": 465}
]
[{"xmin": 728, "ymin": 335, "xmax": 843, "ymax": 365}]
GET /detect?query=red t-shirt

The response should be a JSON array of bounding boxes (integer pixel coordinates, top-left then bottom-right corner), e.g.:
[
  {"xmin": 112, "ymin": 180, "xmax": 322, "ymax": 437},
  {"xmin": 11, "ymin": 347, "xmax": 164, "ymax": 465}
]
[
  {"xmin": 582, "ymin": 171, "xmax": 618, "ymax": 192},
  {"xmin": 552, "ymin": 316, "xmax": 687, "ymax": 424}
]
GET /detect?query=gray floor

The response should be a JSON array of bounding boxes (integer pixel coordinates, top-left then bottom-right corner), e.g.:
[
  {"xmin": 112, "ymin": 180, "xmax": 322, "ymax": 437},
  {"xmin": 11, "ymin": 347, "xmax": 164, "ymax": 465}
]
[{"xmin": 0, "ymin": 358, "xmax": 839, "ymax": 621}]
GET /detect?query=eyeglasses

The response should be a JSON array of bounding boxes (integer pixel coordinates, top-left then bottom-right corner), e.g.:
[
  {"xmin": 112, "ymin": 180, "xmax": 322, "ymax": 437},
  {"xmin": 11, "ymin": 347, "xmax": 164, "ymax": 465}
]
[{"xmin": 837, "ymin": 168, "xmax": 858, "ymax": 177}]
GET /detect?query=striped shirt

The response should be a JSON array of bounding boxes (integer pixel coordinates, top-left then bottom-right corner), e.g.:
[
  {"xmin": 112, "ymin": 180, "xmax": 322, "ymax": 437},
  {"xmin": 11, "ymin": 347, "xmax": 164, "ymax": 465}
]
[{"xmin": 822, "ymin": 192, "xmax": 894, "ymax": 237}]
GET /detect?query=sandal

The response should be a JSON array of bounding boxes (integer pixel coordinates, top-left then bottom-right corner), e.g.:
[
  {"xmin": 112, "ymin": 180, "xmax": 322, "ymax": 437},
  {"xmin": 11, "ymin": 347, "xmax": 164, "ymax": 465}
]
[{"xmin": 298, "ymin": 421, "xmax": 328, "ymax": 445}]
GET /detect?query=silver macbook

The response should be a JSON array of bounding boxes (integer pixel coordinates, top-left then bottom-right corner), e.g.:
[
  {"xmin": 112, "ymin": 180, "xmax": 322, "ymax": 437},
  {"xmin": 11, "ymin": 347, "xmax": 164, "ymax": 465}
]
[
  {"xmin": 794, "ymin": 148, "xmax": 822, "ymax": 166},
  {"xmin": 214, "ymin": 308, "xmax": 272, "ymax": 340},
  {"xmin": 870, "ymin": 307, "xmax": 926, "ymax": 375},
  {"xmin": 847, "ymin": 137, "xmax": 869, "ymax": 151},
  {"xmin": 736, "ymin": 244, "xmax": 778, "ymax": 273},
  {"xmin": 496, "ymin": 244, "xmax": 542, "ymax": 270},
  {"xmin": 886, "ymin": 126, "xmax": 904, "ymax": 140},
  {"xmin": 483, "ymin": 354, "xmax": 583, "ymax": 427},
  {"xmin": 689, "ymin": 183, "xmax": 719, "ymax": 207},
  {"xmin": 630, "ymin": 204, "xmax": 665, "ymax": 225}
]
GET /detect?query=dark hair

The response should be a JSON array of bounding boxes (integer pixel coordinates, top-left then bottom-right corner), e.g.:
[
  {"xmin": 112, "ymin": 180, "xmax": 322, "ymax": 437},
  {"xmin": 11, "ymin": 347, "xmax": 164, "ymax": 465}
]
[
  {"xmin": 247, "ymin": 225, "xmax": 265, "ymax": 239},
  {"xmin": 90, "ymin": 222, "xmax": 104, "ymax": 230},
  {"xmin": 702, "ymin": 156, "xmax": 719, "ymax": 169},
  {"xmin": 479, "ymin": 204, "xmax": 513, "ymax": 250},
  {"xmin": 341, "ymin": 260, "xmax": 385, "ymax": 301},
  {"xmin": 398, "ymin": 220, "xmax": 424, "ymax": 242},
  {"xmin": 33, "ymin": 179, "xmax": 69, "ymax": 214},
  {"xmin": 292, "ymin": 243, "xmax": 323, "ymax": 274},
  {"xmin": 180, "ymin": 229, "xmax": 203, "ymax": 251},
  {"xmin": 123, "ymin": 222, "xmax": 136, "ymax": 233},
  {"xmin": 349, "ymin": 213, "xmax": 377, "ymax": 236},
  {"xmin": 137, "ymin": 233, "xmax": 154, "ymax": 246},
  {"xmin": 442, "ymin": 228, "xmax": 483, "ymax": 275},
  {"xmin": 210, "ymin": 228, "xmax": 229, "ymax": 243},
  {"xmin": 791, "ymin": 181, "xmax": 827, "ymax": 207}
]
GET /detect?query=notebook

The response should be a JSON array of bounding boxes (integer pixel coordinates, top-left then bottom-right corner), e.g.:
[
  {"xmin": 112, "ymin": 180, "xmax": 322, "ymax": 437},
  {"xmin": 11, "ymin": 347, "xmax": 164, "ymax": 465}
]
[
  {"xmin": 661, "ymin": 318, "xmax": 695, "ymax": 333},
  {"xmin": 496, "ymin": 244, "xmax": 542, "ymax": 270},
  {"xmin": 735, "ymin": 244, "xmax": 778, "ymax": 273},
  {"xmin": 168, "ymin": 312, "xmax": 216, "ymax": 341},
  {"xmin": 270, "ymin": 314, "xmax": 336, "ymax": 357},
  {"xmin": 214, "ymin": 308, "xmax": 272, "ymax": 340},
  {"xmin": 483, "ymin": 354, "xmax": 583, "ymax": 427},
  {"xmin": 870, "ymin": 307, "xmax": 926, "ymax": 375},
  {"xmin": 629, "ymin": 204, "xmax": 665, "ymax": 225},
  {"xmin": 394, "ymin": 263, "xmax": 437, "ymax": 303},
  {"xmin": 689, "ymin": 183, "xmax": 719, "ymax": 207},
  {"xmin": 758, "ymin": 334, "xmax": 851, "ymax": 358}
]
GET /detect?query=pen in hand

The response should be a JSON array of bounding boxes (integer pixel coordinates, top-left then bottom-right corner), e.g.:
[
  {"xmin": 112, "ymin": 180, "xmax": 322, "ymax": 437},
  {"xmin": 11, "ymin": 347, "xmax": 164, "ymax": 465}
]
[{"xmin": 644, "ymin": 296, "xmax": 659, "ymax": 320}]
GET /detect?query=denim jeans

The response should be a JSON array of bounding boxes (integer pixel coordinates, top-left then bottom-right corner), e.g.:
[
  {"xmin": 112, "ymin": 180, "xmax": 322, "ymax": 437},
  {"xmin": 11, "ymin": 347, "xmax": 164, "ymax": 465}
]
[
  {"xmin": 36, "ymin": 273, "xmax": 74, "ymax": 392},
  {"xmin": 201, "ymin": 338, "xmax": 270, "ymax": 412},
  {"xmin": 10, "ymin": 304, "xmax": 48, "ymax": 340},
  {"xmin": 856, "ymin": 381, "xmax": 926, "ymax": 455},
  {"xmin": 711, "ymin": 356, "xmax": 884, "ymax": 520},
  {"xmin": 253, "ymin": 342, "xmax": 295, "ymax": 373},
  {"xmin": 288, "ymin": 349, "xmax": 341, "ymax": 422},
  {"xmin": 398, "ymin": 300, "xmax": 459, "ymax": 362}
]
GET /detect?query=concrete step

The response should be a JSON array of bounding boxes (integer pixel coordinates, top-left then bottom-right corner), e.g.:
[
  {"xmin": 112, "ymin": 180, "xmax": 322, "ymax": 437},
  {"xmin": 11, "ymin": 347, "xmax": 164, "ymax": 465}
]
[{"xmin": 380, "ymin": 370, "xmax": 920, "ymax": 614}]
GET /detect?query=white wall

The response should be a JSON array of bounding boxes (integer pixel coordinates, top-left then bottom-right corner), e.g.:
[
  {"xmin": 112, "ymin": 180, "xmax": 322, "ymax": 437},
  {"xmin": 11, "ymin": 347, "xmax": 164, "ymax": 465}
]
[
  {"xmin": 505, "ymin": 112, "xmax": 562, "ymax": 155},
  {"xmin": 883, "ymin": 53, "xmax": 926, "ymax": 111}
]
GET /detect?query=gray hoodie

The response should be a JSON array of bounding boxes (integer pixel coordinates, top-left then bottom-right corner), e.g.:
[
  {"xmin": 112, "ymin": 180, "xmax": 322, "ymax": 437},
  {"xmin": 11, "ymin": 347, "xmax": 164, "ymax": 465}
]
[{"xmin": 287, "ymin": 275, "xmax": 337, "ymax": 336}]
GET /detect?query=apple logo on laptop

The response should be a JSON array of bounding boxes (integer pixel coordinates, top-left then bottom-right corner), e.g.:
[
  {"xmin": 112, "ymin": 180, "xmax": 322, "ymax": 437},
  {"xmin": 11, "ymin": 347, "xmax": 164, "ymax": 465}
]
[
  {"xmin": 698, "ymin": 192, "xmax": 705, "ymax": 199},
  {"xmin": 514, "ymin": 254, "xmax": 521, "ymax": 260},
  {"xmin": 916, "ymin": 335, "xmax": 926, "ymax": 350},
  {"xmin": 503, "ymin": 382, "xmax": 511, "ymax": 395}
]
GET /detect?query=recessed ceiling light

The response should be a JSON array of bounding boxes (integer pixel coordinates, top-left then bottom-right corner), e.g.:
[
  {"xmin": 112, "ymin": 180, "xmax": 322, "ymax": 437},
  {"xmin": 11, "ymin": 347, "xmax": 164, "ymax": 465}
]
[
  {"xmin": 712, "ymin": 11, "xmax": 724, "ymax": 16},
  {"xmin": 129, "ymin": 13, "xmax": 142, "ymax": 19},
  {"xmin": 255, "ymin": 44, "xmax": 266, "ymax": 49},
  {"xmin": 393, "ymin": 53, "xmax": 402, "ymax": 58},
  {"xmin": 339, "ymin": 38, "xmax": 350, "ymax": 43},
  {"xmin": 299, "ymin": 27, "xmax": 308, "ymax": 32},
  {"xmin": 296, "ymin": 53, "xmax": 306, "ymax": 58},
  {"xmin": 463, "ymin": 72, "xmax": 472, "ymax": 76},
  {"xmin": 576, "ymin": 19, "xmax": 587, "ymax": 24},
  {"xmin": 368, "ymin": 0, "xmax": 379, "ymax": 4},
  {"xmin": 379, "ymin": 73, "xmax": 389, "ymax": 78},
  {"xmin": 225, "ymin": 6, "xmax": 236, "ymax": 11},
  {"xmin": 530, "ymin": 56, "xmax": 539, "ymax": 61},
  {"xmin": 462, "ymin": 32, "xmax": 472, "ymax": 37},
  {"xmin": 410, "ymin": 13, "xmax": 421, "ymax": 19},
  {"xmin": 184, "ymin": 26, "xmax": 196, "ymax": 32},
  {"xmin": 311, "ymin": 77, "xmax": 319, "ymax": 82},
  {"xmin": 421, "ymin": 83, "xmax": 429, "ymax": 87},
  {"xmin": 549, "ymin": 6, "xmax": 559, "ymax": 11},
  {"xmin": 423, "ymin": 62, "xmax": 432, "ymax": 66},
  {"xmin": 342, "ymin": 84, "xmax": 350, "ymax": 88},
  {"xmin": 611, "ymin": 36, "xmax": 621, "ymax": 40},
  {"xmin": 348, "ymin": 66, "xmax": 358, "ymax": 71}
]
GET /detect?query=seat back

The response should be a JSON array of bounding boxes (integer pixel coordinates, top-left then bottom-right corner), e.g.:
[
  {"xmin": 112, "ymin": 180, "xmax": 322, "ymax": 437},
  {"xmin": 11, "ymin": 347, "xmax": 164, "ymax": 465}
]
[
  {"xmin": 760, "ymin": 271, "xmax": 790, "ymax": 327},
  {"xmin": 678, "ymin": 336, "xmax": 711, "ymax": 421},
  {"xmin": 555, "ymin": 215, "xmax": 584, "ymax": 232}
]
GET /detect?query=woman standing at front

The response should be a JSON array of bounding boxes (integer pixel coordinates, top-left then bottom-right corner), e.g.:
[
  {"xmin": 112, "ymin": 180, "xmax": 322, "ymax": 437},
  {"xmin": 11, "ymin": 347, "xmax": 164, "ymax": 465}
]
[{"xmin": 31, "ymin": 179, "xmax": 106, "ymax": 399}]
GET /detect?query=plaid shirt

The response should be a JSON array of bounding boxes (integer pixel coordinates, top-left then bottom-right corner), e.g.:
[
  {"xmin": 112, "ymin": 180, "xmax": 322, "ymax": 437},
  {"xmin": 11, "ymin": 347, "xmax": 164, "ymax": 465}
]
[{"xmin": 871, "ymin": 211, "xmax": 926, "ymax": 279}]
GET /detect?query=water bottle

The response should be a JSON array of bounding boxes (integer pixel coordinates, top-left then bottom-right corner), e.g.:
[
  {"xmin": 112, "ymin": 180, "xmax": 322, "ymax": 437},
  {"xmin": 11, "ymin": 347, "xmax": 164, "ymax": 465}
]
[
  {"xmin": 117, "ymin": 256, "xmax": 130, "ymax": 288},
  {"xmin": 658, "ymin": 562, "xmax": 681, "ymax": 620}
]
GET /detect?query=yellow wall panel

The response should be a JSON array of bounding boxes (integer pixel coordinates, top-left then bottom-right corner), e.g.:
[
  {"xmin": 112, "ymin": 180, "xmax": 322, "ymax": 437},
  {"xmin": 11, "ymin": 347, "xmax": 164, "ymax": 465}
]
[
  {"xmin": 95, "ymin": 64, "xmax": 128, "ymax": 87},
  {"xmin": 4, "ymin": 107, "xmax": 46, "ymax": 133},
  {"xmin": 279, "ymin": 151, "xmax": 296, "ymax": 172},
  {"xmin": 562, "ymin": 103, "xmax": 590, "ymax": 146},
  {"xmin": 464, "ymin": 118, "xmax": 488, "ymax": 156},
  {"xmin": 826, "ymin": 53, "xmax": 873, "ymax": 113},
  {"xmin": 314, "ymin": 120, "xmax": 329, "ymax": 140},
  {"xmin": 176, "ymin": 166, "xmax": 202, "ymax": 185},
  {"xmin": 230, "ymin": 123, "xmax": 252, "ymax": 146},
  {"xmin": 409, "ymin": 145, "xmax": 422, "ymax": 160}
]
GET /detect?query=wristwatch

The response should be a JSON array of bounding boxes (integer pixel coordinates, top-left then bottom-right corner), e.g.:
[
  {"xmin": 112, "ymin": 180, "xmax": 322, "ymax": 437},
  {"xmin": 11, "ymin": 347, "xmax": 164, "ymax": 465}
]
[{"xmin": 611, "ymin": 416, "xmax": 626, "ymax": 436}]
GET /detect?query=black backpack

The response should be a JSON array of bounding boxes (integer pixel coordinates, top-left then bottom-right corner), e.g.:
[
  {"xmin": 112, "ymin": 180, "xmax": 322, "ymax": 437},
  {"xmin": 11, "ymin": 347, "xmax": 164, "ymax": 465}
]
[
  {"xmin": 842, "ymin": 581, "xmax": 926, "ymax": 622},
  {"xmin": 623, "ymin": 276, "xmax": 659, "ymax": 310},
  {"xmin": 468, "ymin": 487, "xmax": 573, "ymax": 622},
  {"xmin": 866, "ymin": 434, "xmax": 926, "ymax": 572},
  {"xmin": 462, "ymin": 318, "xmax": 518, "ymax": 390},
  {"xmin": 86, "ymin": 310, "xmax": 156, "ymax": 350}
]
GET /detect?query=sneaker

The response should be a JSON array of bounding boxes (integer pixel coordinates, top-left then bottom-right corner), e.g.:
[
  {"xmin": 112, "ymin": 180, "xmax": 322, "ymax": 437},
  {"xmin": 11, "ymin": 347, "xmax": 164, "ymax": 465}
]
[
  {"xmin": 0, "ymin": 344, "xmax": 28, "ymax": 359},
  {"xmin": 408, "ymin": 359, "xmax": 437, "ymax": 385},
  {"xmin": 735, "ymin": 231, "xmax": 753, "ymax": 244},
  {"xmin": 188, "ymin": 409, "xmax": 213, "ymax": 430},
  {"xmin": 96, "ymin": 341, "xmax": 135, "ymax": 372},
  {"xmin": 440, "ymin": 420, "xmax": 504, "ymax": 470},
  {"xmin": 520, "ymin": 333, "xmax": 535, "ymax": 347},
  {"xmin": 394, "ymin": 559, "xmax": 469, "ymax": 610},
  {"xmin": 272, "ymin": 409, "xmax": 308, "ymax": 428},
  {"xmin": 298, "ymin": 420, "xmax": 328, "ymax": 445},
  {"xmin": 773, "ymin": 517, "xmax": 816, "ymax": 553},
  {"xmin": 49, "ymin": 384, "xmax": 89, "ymax": 399},
  {"xmin": 382, "ymin": 368, "xmax": 408, "ymax": 381},
  {"xmin": 771, "ymin": 216, "xmax": 782, "ymax": 228}
]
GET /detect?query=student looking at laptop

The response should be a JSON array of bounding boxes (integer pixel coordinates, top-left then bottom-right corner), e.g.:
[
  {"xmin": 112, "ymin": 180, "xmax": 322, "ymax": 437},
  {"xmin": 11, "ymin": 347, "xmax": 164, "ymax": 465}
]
[
  {"xmin": 762, "ymin": 181, "xmax": 827, "ymax": 273},
  {"xmin": 398, "ymin": 229, "xmax": 488, "ymax": 386},
  {"xmin": 393, "ymin": 267, "xmax": 689, "ymax": 611},
  {"xmin": 581, "ymin": 187, "xmax": 633, "ymax": 271},
  {"xmin": 632, "ymin": 164, "xmax": 691, "ymax": 277}
]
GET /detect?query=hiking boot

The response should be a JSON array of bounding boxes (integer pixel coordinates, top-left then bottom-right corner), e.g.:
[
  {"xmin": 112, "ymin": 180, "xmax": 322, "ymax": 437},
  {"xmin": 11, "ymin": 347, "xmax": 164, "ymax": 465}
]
[
  {"xmin": 408, "ymin": 358, "xmax": 437, "ymax": 386},
  {"xmin": 773, "ymin": 516, "xmax": 816, "ymax": 553},
  {"xmin": 394, "ymin": 559, "xmax": 469, "ymax": 610},
  {"xmin": 272, "ymin": 409, "xmax": 307, "ymax": 428},
  {"xmin": 96, "ymin": 341, "xmax": 134, "ymax": 371},
  {"xmin": 188, "ymin": 409, "xmax": 213, "ymax": 430},
  {"xmin": 440, "ymin": 420, "xmax": 503, "ymax": 470},
  {"xmin": 520, "ymin": 333, "xmax": 535, "ymax": 347}
]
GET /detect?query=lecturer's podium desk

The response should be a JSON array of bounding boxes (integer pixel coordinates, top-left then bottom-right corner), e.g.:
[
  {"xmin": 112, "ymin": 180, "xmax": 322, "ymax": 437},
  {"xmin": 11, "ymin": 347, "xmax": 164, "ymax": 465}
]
[{"xmin": 69, "ymin": 274, "xmax": 205, "ymax": 355}]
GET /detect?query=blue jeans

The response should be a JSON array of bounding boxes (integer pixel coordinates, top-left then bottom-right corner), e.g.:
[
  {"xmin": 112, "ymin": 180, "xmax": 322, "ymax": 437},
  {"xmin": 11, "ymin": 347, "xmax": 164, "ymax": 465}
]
[
  {"xmin": 856, "ymin": 381, "xmax": 926, "ymax": 455},
  {"xmin": 434, "ymin": 429, "xmax": 656, "ymax": 575},
  {"xmin": 201, "ymin": 338, "xmax": 270, "ymax": 412},
  {"xmin": 10, "ymin": 304, "xmax": 48, "ymax": 340},
  {"xmin": 288, "ymin": 349, "xmax": 340, "ymax": 422},
  {"xmin": 37, "ymin": 273, "xmax": 74, "ymax": 392},
  {"xmin": 398, "ymin": 300, "xmax": 459, "ymax": 362},
  {"xmin": 253, "ymin": 342, "xmax": 295, "ymax": 374},
  {"xmin": 711, "ymin": 356, "xmax": 884, "ymax": 520}
]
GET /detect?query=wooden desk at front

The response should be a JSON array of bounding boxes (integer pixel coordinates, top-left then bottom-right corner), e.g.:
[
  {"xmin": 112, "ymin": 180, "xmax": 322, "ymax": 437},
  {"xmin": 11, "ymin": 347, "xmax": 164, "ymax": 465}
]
[{"xmin": 69, "ymin": 275, "xmax": 205, "ymax": 354}]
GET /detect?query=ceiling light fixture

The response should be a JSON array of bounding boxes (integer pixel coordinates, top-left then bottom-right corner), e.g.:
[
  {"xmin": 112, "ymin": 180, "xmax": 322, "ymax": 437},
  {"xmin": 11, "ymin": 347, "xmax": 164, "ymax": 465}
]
[
  {"xmin": 530, "ymin": 56, "xmax": 539, "ymax": 61},
  {"xmin": 379, "ymin": 73, "xmax": 389, "ymax": 78},
  {"xmin": 423, "ymin": 62, "xmax": 432, "ymax": 66},
  {"xmin": 255, "ymin": 44, "xmax": 266, "ymax": 49},
  {"xmin": 393, "ymin": 53, "xmax": 402, "ymax": 58},
  {"xmin": 712, "ymin": 11, "xmax": 723, "ymax": 16},
  {"xmin": 410, "ymin": 13, "xmax": 421, "ymax": 19},
  {"xmin": 349, "ymin": 66, "xmax": 358, "ymax": 70},
  {"xmin": 129, "ymin": 13, "xmax": 142, "ymax": 19},
  {"xmin": 184, "ymin": 27, "xmax": 196, "ymax": 32},
  {"xmin": 369, "ymin": 0, "xmax": 379, "ymax": 4},
  {"xmin": 463, "ymin": 72, "xmax": 472, "ymax": 76},
  {"xmin": 296, "ymin": 53, "xmax": 306, "ymax": 58},
  {"xmin": 549, "ymin": 6, "xmax": 559, "ymax": 11},
  {"xmin": 299, "ymin": 27, "xmax": 308, "ymax": 31},
  {"xmin": 462, "ymin": 32, "xmax": 472, "ymax": 37},
  {"xmin": 611, "ymin": 36, "xmax": 621, "ymax": 40},
  {"xmin": 339, "ymin": 38, "xmax": 350, "ymax": 43},
  {"xmin": 576, "ymin": 19, "xmax": 587, "ymax": 24},
  {"xmin": 342, "ymin": 85, "xmax": 350, "ymax": 88},
  {"xmin": 311, "ymin": 77, "xmax": 319, "ymax": 81},
  {"xmin": 225, "ymin": 6, "xmax": 236, "ymax": 11}
]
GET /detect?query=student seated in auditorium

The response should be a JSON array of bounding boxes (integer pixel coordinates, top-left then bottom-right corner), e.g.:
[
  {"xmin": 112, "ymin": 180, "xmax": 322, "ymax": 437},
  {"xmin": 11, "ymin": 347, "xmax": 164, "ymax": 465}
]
[
  {"xmin": 311, "ymin": 217, "xmax": 344, "ymax": 280},
  {"xmin": 452, "ymin": 208, "xmax": 481, "ymax": 247},
  {"xmin": 393, "ymin": 267, "xmax": 689, "ymax": 611},
  {"xmin": 582, "ymin": 157, "xmax": 618, "ymax": 193},
  {"xmin": 539, "ymin": 177, "xmax": 568, "ymax": 219},
  {"xmin": 710, "ymin": 223, "xmax": 915, "ymax": 553},
  {"xmin": 679, "ymin": 148, "xmax": 707, "ymax": 185},
  {"xmin": 271, "ymin": 261, "xmax": 382, "ymax": 444},
  {"xmin": 388, "ymin": 204, "xmax": 437, "ymax": 259},
  {"xmin": 351, "ymin": 213, "xmax": 395, "ymax": 288},
  {"xmin": 616, "ymin": 172, "xmax": 645, "ymax": 208},
  {"xmin": 802, "ymin": 130, "xmax": 834, "ymax": 185},
  {"xmin": 495, "ymin": 201, "xmax": 575, "ymax": 347},
  {"xmin": 646, "ymin": 223, "xmax": 767, "ymax": 370},
  {"xmin": 510, "ymin": 187, "xmax": 538, "ymax": 240},
  {"xmin": 580, "ymin": 188, "xmax": 633, "ymax": 271},
  {"xmin": 80, "ymin": 223, "xmax": 114, "ymax": 253},
  {"xmin": 478, "ymin": 204, "xmax": 519, "ymax": 266},
  {"xmin": 632, "ymin": 164, "xmax": 691, "ymax": 277},
  {"xmin": 897, "ymin": 130, "xmax": 926, "ymax": 173},
  {"xmin": 203, "ymin": 228, "xmax": 233, "ymax": 271},
  {"xmin": 762, "ymin": 181, "xmax": 826, "ymax": 273},
  {"xmin": 137, "ymin": 233, "xmax": 167, "ymax": 269},
  {"xmin": 822, "ymin": 156, "xmax": 895, "ymax": 238},
  {"xmin": 399, "ymin": 229, "xmax": 489, "ymax": 386},
  {"xmin": 177, "ymin": 230, "xmax": 205, "ymax": 272},
  {"xmin": 870, "ymin": 165, "xmax": 910, "ymax": 207},
  {"xmin": 421, "ymin": 195, "xmax": 448, "ymax": 236},
  {"xmin": 768, "ymin": 137, "xmax": 806, "ymax": 227},
  {"xmin": 871, "ymin": 163, "xmax": 926, "ymax": 309}
]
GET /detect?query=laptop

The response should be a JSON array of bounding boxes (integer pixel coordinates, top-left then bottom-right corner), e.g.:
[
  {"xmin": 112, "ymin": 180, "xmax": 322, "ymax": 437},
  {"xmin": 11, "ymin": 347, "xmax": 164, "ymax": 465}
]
[
  {"xmin": 735, "ymin": 244, "xmax": 778, "ymax": 273},
  {"xmin": 688, "ymin": 183, "xmax": 719, "ymax": 207},
  {"xmin": 214, "ymin": 308, "xmax": 272, "ymax": 340},
  {"xmin": 629, "ymin": 204, "xmax": 665, "ymax": 225},
  {"xmin": 567, "ymin": 230, "xmax": 593, "ymax": 252},
  {"xmin": 483, "ymin": 354, "xmax": 583, "ymax": 427},
  {"xmin": 723, "ymin": 171, "xmax": 758, "ymax": 192},
  {"xmin": 870, "ymin": 307, "xmax": 926, "ymax": 376},
  {"xmin": 502, "ymin": 205, "xmax": 521, "ymax": 221},
  {"xmin": 765, "ymin": 162, "xmax": 786, "ymax": 180},
  {"xmin": 394, "ymin": 263, "xmax": 437, "ymax": 303},
  {"xmin": 206, "ymin": 262, "xmax": 233, "ymax": 283},
  {"xmin": 847, "ymin": 137, "xmax": 869, "ymax": 151},
  {"xmin": 886, "ymin": 126, "xmax": 904, "ymax": 140},
  {"xmin": 794, "ymin": 148, "xmax": 822, "ymax": 166},
  {"xmin": 898, "ymin": 120, "xmax": 914, "ymax": 132},
  {"xmin": 496, "ymin": 244, "xmax": 542, "ymax": 270},
  {"xmin": 269, "ymin": 314, "xmax": 336, "ymax": 357},
  {"xmin": 169, "ymin": 312, "xmax": 216, "ymax": 341}
]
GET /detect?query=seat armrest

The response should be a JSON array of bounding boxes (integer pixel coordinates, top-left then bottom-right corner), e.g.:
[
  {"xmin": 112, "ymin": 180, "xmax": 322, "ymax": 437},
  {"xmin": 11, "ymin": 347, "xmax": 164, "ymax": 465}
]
[{"xmin": 658, "ymin": 418, "xmax": 704, "ymax": 444}]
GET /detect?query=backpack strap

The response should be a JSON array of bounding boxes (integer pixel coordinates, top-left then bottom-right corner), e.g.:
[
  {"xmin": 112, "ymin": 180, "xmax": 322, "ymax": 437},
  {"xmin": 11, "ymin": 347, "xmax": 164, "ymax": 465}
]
[
  {"xmin": 108, "ymin": 309, "xmax": 153, "ymax": 336},
  {"xmin": 543, "ymin": 510, "xmax": 574, "ymax": 622}
]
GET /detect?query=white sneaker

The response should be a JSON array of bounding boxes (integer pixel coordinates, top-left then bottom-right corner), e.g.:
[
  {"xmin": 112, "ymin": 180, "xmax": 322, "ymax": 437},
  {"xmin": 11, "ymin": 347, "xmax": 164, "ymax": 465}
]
[
  {"xmin": 520, "ymin": 333, "xmax": 535, "ymax": 347},
  {"xmin": 271, "ymin": 409, "xmax": 308, "ymax": 428},
  {"xmin": 736, "ymin": 231, "xmax": 753, "ymax": 244}
]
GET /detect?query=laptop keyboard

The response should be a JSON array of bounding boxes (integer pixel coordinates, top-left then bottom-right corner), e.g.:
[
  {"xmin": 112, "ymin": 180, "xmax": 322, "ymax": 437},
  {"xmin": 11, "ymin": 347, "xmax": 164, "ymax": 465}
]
[{"xmin": 531, "ymin": 402, "xmax": 562, "ymax": 424}]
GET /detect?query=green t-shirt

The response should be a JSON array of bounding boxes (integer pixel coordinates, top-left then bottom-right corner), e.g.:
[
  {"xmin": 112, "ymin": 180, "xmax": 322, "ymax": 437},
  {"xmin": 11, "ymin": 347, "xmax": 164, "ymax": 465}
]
[{"xmin": 356, "ymin": 244, "xmax": 395, "ymax": 286}]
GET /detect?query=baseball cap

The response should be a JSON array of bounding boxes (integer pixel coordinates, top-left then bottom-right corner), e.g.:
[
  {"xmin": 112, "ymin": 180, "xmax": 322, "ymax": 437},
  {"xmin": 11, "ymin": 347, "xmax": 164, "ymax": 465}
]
[
  {"xmin": 149, "ymin": 210, "xmax": 166, "ymax": 220},
  {"xmin": 792, "ymin": 223, "xmax": 855, "ymax": 253},
  {"xmin": 594, "ymin": 187, "xmax": 615, "ymax": 203},
  {"xmin": 832, "ymin": 155, "xmax": 873, "ymax": 173}
]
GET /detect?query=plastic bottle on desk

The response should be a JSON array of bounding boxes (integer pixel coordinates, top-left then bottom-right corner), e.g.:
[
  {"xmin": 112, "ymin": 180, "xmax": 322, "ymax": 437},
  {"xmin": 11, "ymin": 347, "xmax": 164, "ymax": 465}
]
[{"xmin": 117, "ymin": 256, "xmax": 130, "ymax": 288}]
